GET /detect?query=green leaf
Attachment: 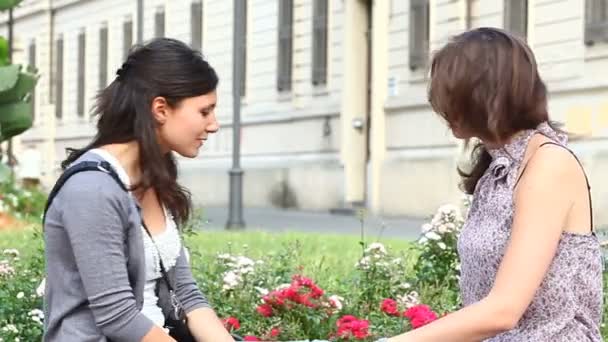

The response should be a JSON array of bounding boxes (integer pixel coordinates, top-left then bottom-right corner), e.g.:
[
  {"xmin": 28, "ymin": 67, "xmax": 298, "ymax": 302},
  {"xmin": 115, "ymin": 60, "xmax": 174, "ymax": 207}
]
[
  {"xmin": 0, "ymin": 100, "xmax": 34, "ymax": 142},
  {"xmin": 0, "ymin": 66, "xmax": 37, "ymax": 103},
  {"xmin": 0, "ymin": 36, "xmax": 8, "ymax": 66},
  {"xmin": 0, "ymin": 162, "xmax": 9, "ymax": 182},
  {"xmin": 0, "ymin": 0, "xmax": 24, "ymax": 11},
  {"xmin": 0, "ymin": 64, "xmax": 20, "ymax": 93}
]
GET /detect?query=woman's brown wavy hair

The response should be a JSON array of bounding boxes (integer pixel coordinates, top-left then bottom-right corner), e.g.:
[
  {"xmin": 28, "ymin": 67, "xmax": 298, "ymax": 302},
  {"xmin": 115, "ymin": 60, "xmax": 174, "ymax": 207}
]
[{"xmin": 428, "ymin": 27, "xmax": 553, "ymax": 194}]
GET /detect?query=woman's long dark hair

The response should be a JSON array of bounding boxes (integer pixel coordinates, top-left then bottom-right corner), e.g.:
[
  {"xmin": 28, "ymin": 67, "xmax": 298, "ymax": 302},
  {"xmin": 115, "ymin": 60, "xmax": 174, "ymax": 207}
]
[
  {"xmin": 428, "ymin": 28, "xmax": 553, "ymax": 194},
  {"xmin": 62, "ymin": 38, "xmax": 218, "ymax": 224}
]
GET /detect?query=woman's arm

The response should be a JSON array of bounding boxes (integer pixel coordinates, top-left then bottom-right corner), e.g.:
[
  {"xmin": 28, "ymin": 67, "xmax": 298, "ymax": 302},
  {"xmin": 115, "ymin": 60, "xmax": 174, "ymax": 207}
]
[
  {"xmin": 187, "ymin": 307, "xmax": 235, "ymax": 342},
  {"xmin": 58, "ymin": 173, "xmax": 170, "ymax": 341},
  {"xmin": 387, "ymin": 145, "xmax": 579, "ymax": 342},
  {"xmin": 173, "ymin": 248, "xmax": 234, "ymax": 341}
]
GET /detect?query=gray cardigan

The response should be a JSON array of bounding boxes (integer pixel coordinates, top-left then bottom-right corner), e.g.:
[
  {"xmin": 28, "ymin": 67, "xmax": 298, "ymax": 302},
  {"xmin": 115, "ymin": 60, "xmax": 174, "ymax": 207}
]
[{"xmin": 43, "ymin": 151, "xmax": 210, "ymax": 341}]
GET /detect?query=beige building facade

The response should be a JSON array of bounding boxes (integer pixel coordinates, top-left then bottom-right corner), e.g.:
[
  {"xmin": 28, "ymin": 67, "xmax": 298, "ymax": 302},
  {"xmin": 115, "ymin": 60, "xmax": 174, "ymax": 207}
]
[{"xmin": 2, "ymin": 0, "xmax": 608, "ymax": 224}]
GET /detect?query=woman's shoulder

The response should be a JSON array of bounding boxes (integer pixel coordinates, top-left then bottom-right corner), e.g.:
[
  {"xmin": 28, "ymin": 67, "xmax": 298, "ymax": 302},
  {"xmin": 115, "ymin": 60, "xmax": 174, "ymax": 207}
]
[{"xmin": 54, "ymin": 153, "xmax": 132, "ymax": 210}]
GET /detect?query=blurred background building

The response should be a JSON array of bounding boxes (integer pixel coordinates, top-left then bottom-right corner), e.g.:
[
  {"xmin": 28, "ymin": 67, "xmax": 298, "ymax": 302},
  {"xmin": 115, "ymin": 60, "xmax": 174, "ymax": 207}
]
[{"xmin": 1, "ymin": 0, "xmax": 607, "ymax": 224}]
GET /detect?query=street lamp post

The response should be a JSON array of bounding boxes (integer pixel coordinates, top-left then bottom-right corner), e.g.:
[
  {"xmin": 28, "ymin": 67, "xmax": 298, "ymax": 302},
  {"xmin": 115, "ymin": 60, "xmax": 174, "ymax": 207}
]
[{"xmin": 226, "ymin": 0, "xmax": 246, "ymax": 230}]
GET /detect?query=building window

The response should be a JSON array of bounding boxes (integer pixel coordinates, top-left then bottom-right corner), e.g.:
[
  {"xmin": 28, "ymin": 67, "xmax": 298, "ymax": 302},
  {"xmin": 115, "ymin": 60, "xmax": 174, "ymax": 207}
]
[
  {"xmin": 28, "ymin": 40, "xmax": 35, "ymax": 122},
  {"xmin": 123, "ymin": 17, "xmax": 133, "ymax": 60},
  {"xmin": 77, "ymin": 30, "xmax": 86, "ymax": 118},
  {"xmin": 277, "ymin": 0, "xmax": 293, "ymax": 92},
  {"xmin": 585, "ymin": 0, "xmax": 608, "ymax": 45},
  {"xmin": 409, "ymin": 0, "xmax": 429, "ymax": 71},
  {"xmin": 54, "ymin": 36, "xmax": 64, "ymax": 120},
  {"xmin": 504, "ymin": 0, "xmax": 528, "ymax": 39},
  {"xmin": 155, "ymin": 6, "xmax": 165, "ymax": 38},
  {"xmin": 234, "ymin": 0, "xmax": 247, "ymax": 96},
  {"xmin": 191, "ymin": 1, "xmax": 203, "ymax": 51},
  {"xmin": 99, "ymin": 23, "xmax": 108, "ymax": 89},
  {"xmin": 312, "ymin": 0, "xmax": 328, "ymax": 86}
]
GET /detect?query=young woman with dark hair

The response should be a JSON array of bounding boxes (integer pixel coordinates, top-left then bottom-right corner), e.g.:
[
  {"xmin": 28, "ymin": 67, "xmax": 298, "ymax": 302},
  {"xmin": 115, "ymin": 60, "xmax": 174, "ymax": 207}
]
[{"xmin": 43, "ymin": 38, "xmax": 234, "ymax": 342}]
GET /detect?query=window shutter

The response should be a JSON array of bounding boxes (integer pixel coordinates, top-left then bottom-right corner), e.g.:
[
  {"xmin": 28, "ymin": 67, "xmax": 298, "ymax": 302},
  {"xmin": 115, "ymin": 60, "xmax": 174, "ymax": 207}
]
[
  {"xmin": 77, "ymin": 30, "xmax": 86, "ymax": 117},
  {"xmin": 409, "ymin": 0, "xmax": 429, "ymax": 71},
  {"xmin": 28, "ymin": 40, "xmax": 36, "ymax": 122},
  {"xmin": 155, "ymin": 6, "xmax": 165, "ymax": 38},
  {"xmin": 55, "ymin": 36, "xmax": 64, "ymax": 120},
  {"xmin": 191, "ymin": 1, "xmax": 203, "ymax": 50},
  {"xmin": 312, "ymin": 0, "xmax": 328, "ymax": 85},
  {"xmin": 99, "ymin": 24, "xmax": 108, "ymax": 89},
  {"xmin": 585, "ymin": 0, "xmax": 608, "ymax": 45},
  {"xmin": 123, "ymin": 19, "xmax": 133, "ymax": 60},
  {"xmin": 504, "ymin": 0, "xmax": 528, "ymax": 39},
  {"xmin": 277, "ymin": 0, "xmax": 293, "ymax": 91}
]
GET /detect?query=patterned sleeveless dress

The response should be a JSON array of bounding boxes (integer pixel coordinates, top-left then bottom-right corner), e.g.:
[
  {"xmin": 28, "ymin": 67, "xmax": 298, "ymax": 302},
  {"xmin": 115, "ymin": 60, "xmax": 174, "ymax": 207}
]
[{"xmin": 457, "ymin": 122, "xmax": 604, "ymax": 341}]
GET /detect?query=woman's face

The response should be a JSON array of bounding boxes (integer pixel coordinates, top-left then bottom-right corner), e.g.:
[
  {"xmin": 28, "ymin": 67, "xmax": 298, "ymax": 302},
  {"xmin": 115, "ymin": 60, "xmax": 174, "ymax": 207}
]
[{"xmin": 153, "ymin": 91, "xmax": 219, "ymax": 158}]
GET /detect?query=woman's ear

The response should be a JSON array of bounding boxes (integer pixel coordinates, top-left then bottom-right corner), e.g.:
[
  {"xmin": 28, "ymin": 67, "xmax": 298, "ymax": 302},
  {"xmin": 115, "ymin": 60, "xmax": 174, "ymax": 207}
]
[{"xmin": 151, "ymin": 96, "xmax": 170, "ymax": 125}]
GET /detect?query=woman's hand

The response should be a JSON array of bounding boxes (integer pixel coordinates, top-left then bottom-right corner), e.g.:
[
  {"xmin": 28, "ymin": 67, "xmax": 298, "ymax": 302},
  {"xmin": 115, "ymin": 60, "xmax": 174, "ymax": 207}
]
[{"xmin": 187, "ymin": 307, "xmax": 234, "ymax": 342}]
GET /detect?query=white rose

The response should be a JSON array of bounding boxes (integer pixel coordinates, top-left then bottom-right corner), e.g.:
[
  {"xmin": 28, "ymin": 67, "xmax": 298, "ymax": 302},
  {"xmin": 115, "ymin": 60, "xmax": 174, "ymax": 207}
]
[
  {"xmin": 421, "ymin": 223, "xmax": 433, "ymax": 233},
  {"xmin": 328, "ymin": 295, "xmax": 344, "ymax": 310},
  {"xmin": 16, "ymin": 292, "xmax": 24, "ymax": 299},
  {"xmin": 365, "ymin": 242, "xmax": 387, "ymax": 255},
  {"xmin": 425, "ymin": 231, "xmax": 442, "ymax": 241}
]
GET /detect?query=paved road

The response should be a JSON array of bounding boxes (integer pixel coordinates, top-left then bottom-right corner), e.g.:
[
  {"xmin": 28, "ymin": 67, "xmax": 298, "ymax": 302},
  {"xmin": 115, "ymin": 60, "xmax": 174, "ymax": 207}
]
[{"xmin": 197, "ymin": 206, "xmax": 427, "ymax": 241}]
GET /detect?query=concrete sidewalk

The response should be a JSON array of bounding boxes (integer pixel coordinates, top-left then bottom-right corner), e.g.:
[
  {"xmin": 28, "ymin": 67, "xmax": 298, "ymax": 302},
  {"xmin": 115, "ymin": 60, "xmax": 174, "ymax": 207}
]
[{"xmin": 197, "ymin": 206, "xmax": 427, "ymax": 241}]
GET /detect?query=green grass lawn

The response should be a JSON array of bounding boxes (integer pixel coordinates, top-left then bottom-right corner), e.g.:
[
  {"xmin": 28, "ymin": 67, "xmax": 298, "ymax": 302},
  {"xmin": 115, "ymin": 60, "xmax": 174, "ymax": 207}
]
[
  {"xmin": 186, "ymin": 229, "xmax": 416, "ymax": 281},
  {"xmin": 0, "ymin": 226, "xmax": 416, "ymax": 280}
]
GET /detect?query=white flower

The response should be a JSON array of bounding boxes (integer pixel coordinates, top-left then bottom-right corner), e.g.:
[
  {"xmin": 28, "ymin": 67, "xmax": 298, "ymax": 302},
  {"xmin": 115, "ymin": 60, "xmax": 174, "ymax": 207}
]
[
  {"xmin": 1, "ymin": 324, "xmax": 18, "ymax": 333},
  {"xmin": 392, "ymin": 258, "xmax": 402, "ymax": 265},
  {"xmin": 275, "ymin": 283, "xmax": 291, "ymax": 291},
  {"xmin": 376, "ymin": 261, "xmax": 389, "ymax": 268},
  {"xmin": 221, "ymin": 271, "xmax": 241, "ymax": 291},
  {"xmin": 397, "ymin": 291, "xmax": 420, "ymax": 308},
  {"xmin": 235, "ymin": 256, "xmax": 255, "ymax": 268},
  {"xmin": 254, "ymin": 287, "xmax": 269, "ymax": 296},
  {"xmin": 365, "ymin": 242, "xmax": 387, "ymax": 255},
  {"xmin": 399, "ymin": 282, "xmax": 412, "ymax": 290},
  {"xmin": 421, "ymin": 223, "xmax": 433, "ymax": 233},
  {"xmin": 0, "ymin": 260, "xmax": 15, "ymax": 277},
  {"xmin": 29, "ymin": 309, "xmax": 44, "ymax": 325},
  {"xmin": 418, "ymin": 236, "xmax": 428, "ymax": 245},
  {"xmin": 29, "ymin": 309, "xmax": 44, "ymax": 318},
  {"xmin": 217, "ymin": 253, "xmax": 231, "ymax": 261},
  {"xmin": 2, "ymin": 249, "xmax": 19, "ymax": 258},
  {"xmin": 438, "ymin": 204, "xmax": 460, "ymax": 216},
  {"xmin": 16, "ymin": 291, "xmax": 24, "ymax": 299},
  {"xmin": 356, "ymin": 256, "xmax": 371, "ymax": 270},
  {"xmin": 36, "ymin": 278, "xmax": 46, "ymax": 297},
  {"xmin": 425, "ymin": 231, "xmax": 442, "ymax": 241},
  {"xmin": 328, "ymin": 295, "xmax": 344, "ymax": 311},
  {"xmin": 437, "ymin": 242, "xmax": 447, "ymax": 250}
]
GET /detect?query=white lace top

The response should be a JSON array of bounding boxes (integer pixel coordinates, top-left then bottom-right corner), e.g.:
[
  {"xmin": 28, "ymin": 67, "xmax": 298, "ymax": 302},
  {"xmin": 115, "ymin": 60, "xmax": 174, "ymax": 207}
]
[{"xmin": 89, "ymin": 149, "xmax": 182, "ymax": 328}]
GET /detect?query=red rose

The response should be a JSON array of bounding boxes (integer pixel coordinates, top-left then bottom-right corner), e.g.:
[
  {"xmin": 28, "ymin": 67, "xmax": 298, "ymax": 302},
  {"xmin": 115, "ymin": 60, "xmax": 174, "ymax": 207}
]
[
  {"xmin": 221, "ymin": 316, "xmax": 240, "ymax": 331},
  {"xmin": 256, "ymin": 304, "xmax": 274, "ymax": 317},
  {"xmin": 336, "ymin": 315, "xmax": 370, "ymax": 340},
  {"xmin": 381, "ymin": 298, "xmax": 400, "ymax": 316},
  {"xmin": 337, "ymin": 315, "xmax": 357, "ymax": 326},
  {"xmin": 403, "ymin": 304, "xmax": 438, "ymax": 328},
  {"xmin": 243, "ymin": 336, "xmax": 260, "ymax": 341},
  {"xmin": 270, "ymin": 327, "xmax": 281, "ymax": 337}
]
